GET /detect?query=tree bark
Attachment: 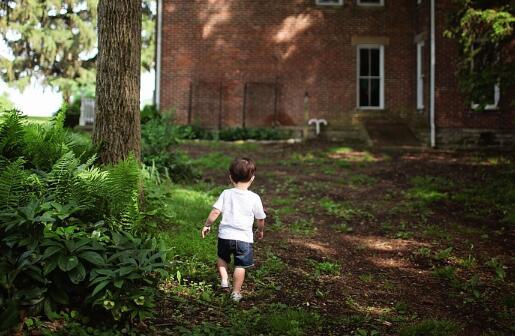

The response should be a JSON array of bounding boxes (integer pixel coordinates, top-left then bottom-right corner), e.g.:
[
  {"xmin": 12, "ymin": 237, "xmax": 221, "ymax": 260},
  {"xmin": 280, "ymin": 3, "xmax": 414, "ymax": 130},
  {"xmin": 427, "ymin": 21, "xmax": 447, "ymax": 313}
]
[{"xmin": 93, "ymin": 0, "xmax": 141, "ymax": 164}]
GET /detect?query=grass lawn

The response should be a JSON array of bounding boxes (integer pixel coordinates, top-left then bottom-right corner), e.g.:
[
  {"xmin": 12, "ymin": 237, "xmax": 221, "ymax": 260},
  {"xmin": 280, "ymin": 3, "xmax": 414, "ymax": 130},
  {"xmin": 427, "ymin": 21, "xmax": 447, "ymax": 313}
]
[
  {"xmin": 150, "ymin": 141, "xmax": 514, "ymax": 336},
  {"xmin": 0, "ymin": 114, "xmax": 53, "ymax": 124},
  {"xmin": 26, "ymin": 116, "xmax": 53, "ymax": 124}
]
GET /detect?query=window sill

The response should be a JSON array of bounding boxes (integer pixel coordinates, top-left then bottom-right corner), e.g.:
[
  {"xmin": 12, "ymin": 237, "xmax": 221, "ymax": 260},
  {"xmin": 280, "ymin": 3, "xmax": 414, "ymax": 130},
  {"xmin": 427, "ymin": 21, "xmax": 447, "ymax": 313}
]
[
  {"xmin": 357, "ymin": 3, "xmax": 384, "ymax": 7},
  {"xmin": 471, "ymin": 105, "xmax": 500, "ymax": 111},
  {"xmin": 316, "ymin": 0, "xmax": 344, "ymax": 6},
  {"xmin": 357, "ymin": 107, "xmax": 384, "ymax": 111}
]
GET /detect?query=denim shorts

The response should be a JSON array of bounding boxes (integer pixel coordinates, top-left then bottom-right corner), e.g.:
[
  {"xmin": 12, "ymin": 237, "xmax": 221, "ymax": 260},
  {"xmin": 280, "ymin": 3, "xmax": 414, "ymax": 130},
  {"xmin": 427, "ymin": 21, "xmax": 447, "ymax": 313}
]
[{"xmin": 217, "ymin": 238, "xmax": 254, "ymax": 268}]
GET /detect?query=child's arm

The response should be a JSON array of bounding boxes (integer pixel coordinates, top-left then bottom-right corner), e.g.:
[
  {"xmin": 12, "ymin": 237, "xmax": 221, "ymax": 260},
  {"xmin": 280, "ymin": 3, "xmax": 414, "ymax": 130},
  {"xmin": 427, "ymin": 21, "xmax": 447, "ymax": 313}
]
[
  {"xmin": 255, "ymin": 219, "xmax": 265, "ymax": 240},
  {"xmin": 201, "ymin": 208, "xmax": 221, "ymax": 238}
]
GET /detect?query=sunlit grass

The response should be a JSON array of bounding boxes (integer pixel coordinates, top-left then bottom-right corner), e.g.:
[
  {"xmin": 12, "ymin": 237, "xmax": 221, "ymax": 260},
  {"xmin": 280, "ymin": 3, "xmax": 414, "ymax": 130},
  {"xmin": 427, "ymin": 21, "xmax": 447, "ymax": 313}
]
[
  {"xmin": 327, "ymin": 146, "xmax": 378, "ymax": 163},
  {"xmin": 158, "ymin": 185, "xmax": 218, "ymax": 267},
  {"xmin": 192, "ymin": 152, "xmax": 233, "ymax": 171},
  {"xmin": 406, "ymin": 176, "xmax": 449, "ymax": 206},
  {"xmin": 26, "ymin": 116, "xmax": 53, "ymax": 124}
]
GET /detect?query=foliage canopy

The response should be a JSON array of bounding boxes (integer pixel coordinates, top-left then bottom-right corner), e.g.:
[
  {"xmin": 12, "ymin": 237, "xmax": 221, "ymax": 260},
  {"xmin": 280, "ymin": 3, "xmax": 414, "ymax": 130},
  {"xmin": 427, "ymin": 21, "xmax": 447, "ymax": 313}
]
[
  {"xmin": 0, "ymin": 0, "xmax": 155, "ymax": 100},
  {"xmin": 445, "ymin": 0, "xmax": 515, "ymax": 110}
]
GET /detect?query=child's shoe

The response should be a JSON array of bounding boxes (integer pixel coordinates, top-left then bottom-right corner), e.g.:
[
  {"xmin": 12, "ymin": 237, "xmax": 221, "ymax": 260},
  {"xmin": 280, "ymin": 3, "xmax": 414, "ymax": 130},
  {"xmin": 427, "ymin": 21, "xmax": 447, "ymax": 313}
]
[{"xmin": 230, "ymin": 291, "xmax": 242, "ymax": 302}]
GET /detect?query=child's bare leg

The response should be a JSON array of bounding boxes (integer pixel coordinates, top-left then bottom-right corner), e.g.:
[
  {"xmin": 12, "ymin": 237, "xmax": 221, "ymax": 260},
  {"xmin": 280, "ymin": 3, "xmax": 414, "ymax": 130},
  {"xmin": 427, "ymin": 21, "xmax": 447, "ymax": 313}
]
[
  {"xmin": 217, "ymin": 258, "xmax": 229, "ymax": 287},
  {"xmin": 232, "ymin": 267, "xmax": 245, "ymax": 293}
]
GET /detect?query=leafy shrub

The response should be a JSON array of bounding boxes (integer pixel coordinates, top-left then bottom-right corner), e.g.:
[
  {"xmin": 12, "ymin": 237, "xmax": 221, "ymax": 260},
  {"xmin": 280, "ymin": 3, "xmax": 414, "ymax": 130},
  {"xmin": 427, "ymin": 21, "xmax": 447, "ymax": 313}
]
[
  {"xmin": 218, "ymin": 127, "xmax": 292, "ymax": 141},
  {"xmin": 141, "ymin": 115, "xmax": 199, "ymax": 182},
  {"xmin": 140, "ymin": 104, "xmax": 160, "ymax": 124},
  {"xmin": 0, "ymin": 109, "xmax": 167, "ymax": 333},
  {"xmin": 176, "ymin": 124, "xmax": 215, "ymax": 140},
  {"xmin": 63, "ymin": 100, "xmax": 81, "ymax": 128}
]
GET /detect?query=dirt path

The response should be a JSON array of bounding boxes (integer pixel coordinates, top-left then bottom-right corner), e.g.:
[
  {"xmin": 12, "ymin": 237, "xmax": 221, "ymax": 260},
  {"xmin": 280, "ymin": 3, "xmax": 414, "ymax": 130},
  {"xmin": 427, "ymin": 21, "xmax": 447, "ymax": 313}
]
[{"xmin": 175, "ymin": 141, "xmax": 514, "ymax": 335}]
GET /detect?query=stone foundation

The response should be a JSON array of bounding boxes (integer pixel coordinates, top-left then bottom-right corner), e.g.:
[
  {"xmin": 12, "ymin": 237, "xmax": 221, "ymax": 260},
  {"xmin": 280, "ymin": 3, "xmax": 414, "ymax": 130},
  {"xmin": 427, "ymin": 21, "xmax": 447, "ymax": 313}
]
[{"xmin": 436, "ymin": 128, "xmax": 515, "ymax": 148}]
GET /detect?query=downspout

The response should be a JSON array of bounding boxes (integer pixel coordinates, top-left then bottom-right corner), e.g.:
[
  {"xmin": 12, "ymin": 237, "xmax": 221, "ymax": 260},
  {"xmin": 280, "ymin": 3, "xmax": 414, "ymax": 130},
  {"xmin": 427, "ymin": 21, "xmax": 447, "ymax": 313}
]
[
  {"xmin": 430, "ymin": 0, "xmax": 436, "ymax": 147},
  {"xmin": 155, "ymin": 0, "xmax": 163, "ymax": 110}
]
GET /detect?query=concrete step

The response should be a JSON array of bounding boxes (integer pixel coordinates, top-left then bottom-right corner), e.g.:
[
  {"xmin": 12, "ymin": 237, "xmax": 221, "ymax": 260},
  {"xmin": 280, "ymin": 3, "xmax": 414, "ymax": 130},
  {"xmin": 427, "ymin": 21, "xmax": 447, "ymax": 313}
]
[{"xmin": 364, "ymin": 122, "xmax": 420, "ymax": 146}]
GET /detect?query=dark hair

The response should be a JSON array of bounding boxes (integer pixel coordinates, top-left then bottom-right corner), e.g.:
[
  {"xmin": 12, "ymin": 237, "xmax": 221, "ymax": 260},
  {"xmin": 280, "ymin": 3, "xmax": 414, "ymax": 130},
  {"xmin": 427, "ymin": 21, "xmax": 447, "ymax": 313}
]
[{"xmin": 229, "ymin": 157, "xmax": 256, "ymax": 183}]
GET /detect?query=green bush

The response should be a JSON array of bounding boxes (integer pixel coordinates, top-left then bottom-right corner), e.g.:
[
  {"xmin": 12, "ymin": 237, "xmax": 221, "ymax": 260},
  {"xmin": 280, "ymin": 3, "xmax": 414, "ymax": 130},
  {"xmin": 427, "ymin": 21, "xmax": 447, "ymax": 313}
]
[
  {"xmin": 63, "ymin": 100, "xmax": 81, "ymax": 128},
  {"xmin": 141, "ymin": 115, "xmax": 199, "ymax": 182},
  {"xmin": 140, "ymin": 104, "xmax": 159, "ymax": 124},
  {"xmin": 218, "ymin": 127, "xmax": 292, "ymax": 141},
  {"xmin": 0, "ymin": 109, "xmax": 167, "ymax": 333}
]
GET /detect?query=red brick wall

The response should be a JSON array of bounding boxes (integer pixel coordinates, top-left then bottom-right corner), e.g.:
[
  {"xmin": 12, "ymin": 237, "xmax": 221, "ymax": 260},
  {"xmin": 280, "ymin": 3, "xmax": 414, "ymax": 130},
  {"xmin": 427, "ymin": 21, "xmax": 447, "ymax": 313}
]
[
  {"xmin": 159, "ymin": 0, "xmax": 514, "ymax": 133},
  {"xmin": 160, "ymin": 0, "xmax": 419, "ymax": 129}
]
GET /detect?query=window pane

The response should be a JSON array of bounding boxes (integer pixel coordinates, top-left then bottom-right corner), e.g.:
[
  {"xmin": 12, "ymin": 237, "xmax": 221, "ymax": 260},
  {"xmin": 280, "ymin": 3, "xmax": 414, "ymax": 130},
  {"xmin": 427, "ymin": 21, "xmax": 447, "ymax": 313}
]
[
  {"xmin": 371, "ymin": 79, "xmax": 380, "ymax": 107},
  {"xmin": 371, "ymin": 49, "xmax": 380, "ymax": 76},
  {"xmin": 359, "ymin": 79, "xmax": 369, "ymax": 106},
  {"xmin": 419, "ymin": 45, "xmax": 423, "ymax": 74},
  {"xmin": 360, "ymin": 49, "xmax": 369, "ymax": 76},
  {"xmin": 485, "ymin": 87, "xmax": 496, "ymax": 105},
  {"xmin": 360, "ymin": 0, "xmax": 381, "ymax": 3}
]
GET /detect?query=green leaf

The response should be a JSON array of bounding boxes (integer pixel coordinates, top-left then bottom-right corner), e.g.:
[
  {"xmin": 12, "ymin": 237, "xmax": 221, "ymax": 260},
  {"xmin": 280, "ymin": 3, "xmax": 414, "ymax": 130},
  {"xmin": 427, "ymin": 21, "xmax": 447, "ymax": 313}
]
[
  {"xmin": 89, "ymin": 275, "xmax": 110, "ymax": 286},
  {"xmin": 113, "ymin": 279, "xmax": 124, "ymax": 288},
  {"xmin": 118, "ymin": 266, "xmax": 135, "ymax": 277},
  {"xmin": 91, "ymin": 280, "xmax": 110, "ymax": 297},
  {"xmin": 69, "ymin": 262, "xmax": 86, "ymax": 284},
  {"xmin": 43, "ymin": 298, "xmax": 56, "ymax": 320},
  {"xmin": 37, "ymin": 211, "xmax": 55, "ymax": 223},
  {"xmin": 43, "ymin": 258, "xmax": 58, "ymax": 275},
  {"xmin": 72, "ymin": 238, "xmax": 94, "ymax": 252},
  {"xmin": 79, "ymin": 251, "xmax": 105, "ymax": 266},
  {"xmin": 58, "ymin": 255, "xmax": 79, "ymax": 272},
  {"xmin": 92, "ymin": 269, "xmax": 115, "ymax": 277},
  {"xmin": 43, "ymin": 245, "xmax": 62, "ymax": 259}
]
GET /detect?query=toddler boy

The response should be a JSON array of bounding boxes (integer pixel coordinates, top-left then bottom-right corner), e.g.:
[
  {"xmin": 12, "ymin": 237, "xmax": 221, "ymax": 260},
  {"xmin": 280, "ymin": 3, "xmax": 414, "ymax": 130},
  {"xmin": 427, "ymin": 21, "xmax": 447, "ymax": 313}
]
[{"xmin": 201, "ymin": 157, "xmax": 266, "ymax": 302}]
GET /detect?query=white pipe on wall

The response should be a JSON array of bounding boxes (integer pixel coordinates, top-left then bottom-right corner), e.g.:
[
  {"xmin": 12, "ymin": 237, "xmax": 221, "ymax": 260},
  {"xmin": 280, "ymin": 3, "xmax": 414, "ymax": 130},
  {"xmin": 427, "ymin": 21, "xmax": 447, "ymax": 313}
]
[
  {"xmin": 155, "ymin": 0, "xmax": 163, "ymax": 110},
  {"xmin": 430, "ymin": 0, "xmax": 436, "ymax": 148}
]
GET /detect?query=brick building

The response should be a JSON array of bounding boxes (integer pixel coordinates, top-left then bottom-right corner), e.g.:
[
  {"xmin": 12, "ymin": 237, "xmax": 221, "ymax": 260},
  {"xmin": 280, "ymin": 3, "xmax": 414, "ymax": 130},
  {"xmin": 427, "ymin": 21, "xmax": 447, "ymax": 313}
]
[{"xmin": 155, "ymin": 0, "xmax": 514, "ymax": 147}]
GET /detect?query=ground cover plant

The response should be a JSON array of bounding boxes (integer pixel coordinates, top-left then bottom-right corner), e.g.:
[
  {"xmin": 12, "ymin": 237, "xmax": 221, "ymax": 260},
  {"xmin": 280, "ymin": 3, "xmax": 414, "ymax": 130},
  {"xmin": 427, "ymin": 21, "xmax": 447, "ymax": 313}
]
[
  {"xmin": 0, "ymin": 110, "xmax": 168, "ymax": 334},
  {"xmin": 153, "ymin": 140, "xmax": 515, "ymax": 335}
]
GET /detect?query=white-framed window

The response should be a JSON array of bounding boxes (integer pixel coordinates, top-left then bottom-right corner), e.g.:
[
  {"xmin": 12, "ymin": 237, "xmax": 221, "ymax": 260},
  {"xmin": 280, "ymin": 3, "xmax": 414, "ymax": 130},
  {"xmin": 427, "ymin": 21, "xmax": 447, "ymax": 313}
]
[
  {"xmin": 316, "ymin": 0, "xmax": 343, "ymax": 5},
  {"xmin": 471, "ymin": 86, "xmax": 500, "ymax": 110},
  {"xmin": 470, "ymin": 43, "xmax": 500, "ymax": 110},
  {"xmin": 416, "ymin": 41, "xmax": 425, "ymax": 110},
  {"xmin": 357, "ymin": 0, "xmax": 384, "ymax": 6},
  {"xmin": 357, "ymin": 44, "xmax": 384, "ymax": 109}
]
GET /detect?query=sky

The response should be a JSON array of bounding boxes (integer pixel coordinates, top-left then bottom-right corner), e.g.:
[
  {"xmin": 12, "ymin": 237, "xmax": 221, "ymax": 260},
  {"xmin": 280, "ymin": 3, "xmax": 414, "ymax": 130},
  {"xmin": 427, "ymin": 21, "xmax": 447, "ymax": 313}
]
[
  {"xmin": 0, "ymin": 40, "xmax": 156, "ymax": 116},
  {"xmin": 0, "ymin": 72, "xmax": 156, "ymax": 117}
]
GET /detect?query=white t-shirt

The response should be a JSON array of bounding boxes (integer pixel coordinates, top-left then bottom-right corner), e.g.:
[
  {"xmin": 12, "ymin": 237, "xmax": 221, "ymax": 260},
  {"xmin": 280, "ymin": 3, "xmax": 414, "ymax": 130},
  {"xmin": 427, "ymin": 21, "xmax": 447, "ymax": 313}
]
[{"xmin": 213, "ymin": 188, "xmax": 266, "ymax": 243}]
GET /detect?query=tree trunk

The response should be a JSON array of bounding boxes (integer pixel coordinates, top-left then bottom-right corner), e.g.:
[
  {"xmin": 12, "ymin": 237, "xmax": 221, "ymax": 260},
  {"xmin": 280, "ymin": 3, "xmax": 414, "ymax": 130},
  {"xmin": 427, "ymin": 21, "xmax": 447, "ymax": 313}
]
[{"xmin": 93, "ymin": 0, "xmax": 141, "ymax": 164}]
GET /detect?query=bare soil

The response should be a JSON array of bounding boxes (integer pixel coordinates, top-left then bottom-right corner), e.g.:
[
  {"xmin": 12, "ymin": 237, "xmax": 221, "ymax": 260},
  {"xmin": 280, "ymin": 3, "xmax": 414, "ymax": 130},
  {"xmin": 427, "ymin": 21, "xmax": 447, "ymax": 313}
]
[{"xmin": 172, "ymin": 141, "xmax": 515, "ymax": 335}]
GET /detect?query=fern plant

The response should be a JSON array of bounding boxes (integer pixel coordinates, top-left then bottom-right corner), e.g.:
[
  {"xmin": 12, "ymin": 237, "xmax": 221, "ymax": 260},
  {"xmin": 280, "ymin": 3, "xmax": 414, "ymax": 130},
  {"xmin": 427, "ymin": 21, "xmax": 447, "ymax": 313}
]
[
  {"xmin": 102, "ymin": 156, "xmax": 141, "ymax": 230},
  {"xmin": 0, "ymin": 159, "xmax": 36, "ymax": 212},
  {"xmin": 23, "ymin": 113, "xmax": 68, "ymax": 171},
  {"xmin": 0, "ymin": 107, "xmax": 168, "ymax": 332},
  {"xmin": 0, "ymin": 109, "xmax": 26, "ymax": 160}
]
